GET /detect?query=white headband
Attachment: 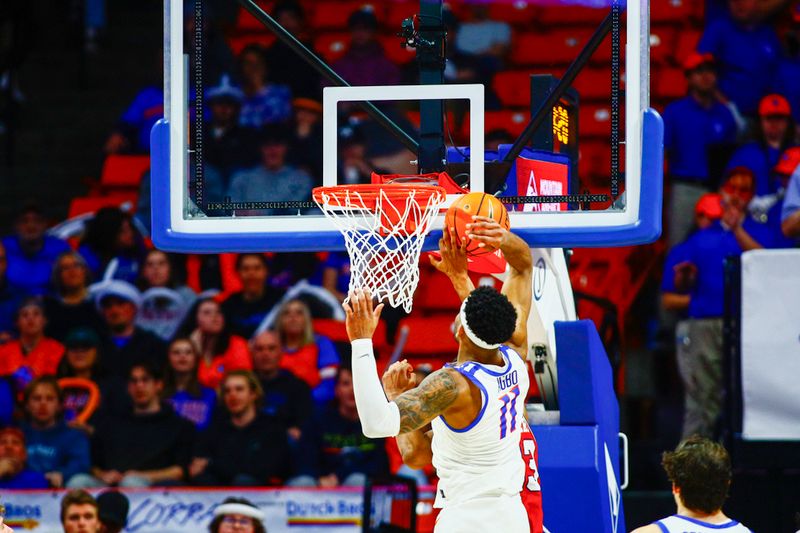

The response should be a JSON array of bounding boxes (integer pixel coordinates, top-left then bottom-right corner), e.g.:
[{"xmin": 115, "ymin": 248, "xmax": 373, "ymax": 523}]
[
  {"xmin": 459, "ymin": 297, "xmax": 501, "ymax": 350},
  {"xmin": 214, "ymin": 503, "xmax": 265, "ymax": 521}
]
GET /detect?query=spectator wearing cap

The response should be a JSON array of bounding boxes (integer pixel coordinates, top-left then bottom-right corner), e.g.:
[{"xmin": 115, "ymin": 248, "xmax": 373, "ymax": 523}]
[
  {"xmin": 237, "ymin": 45, "xmax": 292, "ymax": 129},
  {"xmin": 726, "ymin": 94, "xmax": 796, "ymax": 199},
  {"xmin": 44, "ymin": 252, "xmax": 104, "ymax": 343},
  {"xmin": 0, "ymin": 427, "xmax": 48, "ymax": 489},
  {"xmin": 663, "ymin": 52, "xmax": 739, "ymax": 246},
  {"xmin": 287, "ymin": 97, "xmax": 324, "ymax": 182},
  {"xmin": 21, "ymin": 376, "xmax": 90, "ymax": 488},
  {"xmin": 671, "ymin": 167, "xmax": 777, "ymax": 439},
  {"xmin": 291, "ymin": 368, "xmax": 388, "ymax": 487},
  {"xmin": 95, "ymin": 280, "xmax": 167, "ymax": 379},
  {"xmin": 227, "ymin": 125, "xmax": 314, "ymax": 216},
  {"xmin": 190, "ymin": 370, "xmax": 291, "ymax": 486},
  {"xmin": 0, "ymin": 241, "xmax": 25, "ymax": 343},
  {"xmin": 60, "ymin": 489, "xmax": 102, "ymax": 533},
  {"xmin": 251, "ymin": 330, "xmax": 312, "ymax": 440},
  {"xmin": 221, "ymin": 254, "xmax": 285, "ymax": 339},
  {"xmin": 57, "ymin": 327, "xmax": 129, "ymax": 425},
  {"xmin": 264, "ymin": 2, "xmax": 321, "ymax": 100},
  {"xmin": 78, "ymin": 207, "xmax": 145, "ymax": 285},
  {"xmin": 2, "ymin": 203, "xmax": 70, "ymax": 296},
  {"xmin": 162, "ymin": 338, "xmax": 217, "ymax": 430},
  {"xmin": 779, "ymin": 147, "xmax": 800, "ymax": 241},
  {"xmin": 71, "ymin": 362, "xmax": 194, "ymax": 488},
  {"xmin": 209, "ymin": 497, "xmax": 266, "ymax": 533},
  {"xmin": 750, "ymin": 147, "xmax": 800, "ymax": 247},
  {"xmin": 186, "ymin": 298, "xmax": 252, "ymax": 390},
  {"xmin": 697, "ymin": 0, "xmax": 782, "ymax": 116},
  {"xmin": 0, "ymin": 298, "xmax": 64, "ymax": 387},
  {"xmin": 332, "ymin": 9, "xmax": 400, "ymax": 87},
  {"xmin": 96, "ymin": 490, "xmax": 129, "ymax": 533},
  {"xmin": 204, "ymin": 75, "xmax": 259, "ymax": 187}
]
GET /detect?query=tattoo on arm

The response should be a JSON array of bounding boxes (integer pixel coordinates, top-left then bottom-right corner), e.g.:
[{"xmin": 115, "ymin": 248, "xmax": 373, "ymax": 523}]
[{"xmin": 393, "ymin": 370, "xmax": 461, "ymax": 433}]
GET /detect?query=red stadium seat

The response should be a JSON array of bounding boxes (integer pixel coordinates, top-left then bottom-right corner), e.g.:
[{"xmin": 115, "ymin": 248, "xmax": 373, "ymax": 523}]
[
  {"xmin": 227, "ymin": 34, "xmax": 276, "ymax": 56},
  {"xmin": 68, "ymin": 194, "xmax": 138, "ymax": 219},
  {"xmin": 235, "ymin": 4, "xmax": 275, "ymax": 33},
  {"xmin": 99, "ymin": 155, "xmax": 150, "ymax": 189},
  {"xmin": 571, "ymin": 67, "xmax": 619, "ymax": 102},
  {"xmin": 579, "ymin": 140, "xmax": 610, "ymax": 179},
  {"xmin": 310, "ymin": 2, "xmax": 384, "ymax": 31},
  {"xmin": 385, "ymin": 1, "xmax": 416, "ymax": 30},
  {"xmin": 579, "ymin": 105, "xmax": 612, "ymax": 138},
  {"xmin": 674, "ymin": 28, "xmax": 702, "ymax": 67},
  {"xmin": 314, "ymin": 32, "xmax": 350, "ymax": 63},
  {"xmin": 415, "ymin": 266, "xmax": 463, "ymax": 313},
  {"xmin": 493, "ymin": 71, "xmax": 531, "ymax": 108},
  {"xmin": 313, "ymin": 318, "xmax": 389, "ymax": 353},
  {"xmin": 653, "ymin": 66, "xmax": 687, "ymax": 101},
  {"xmin": 379, "ymin": 36, "xmax": 416, "ymax": 64},
  {"xmin": 398, "ymin": 315, "xmax": 459, "ymax": 357},
  {"xmin": 649, "ymin": 25, "xmax": 677, "ymax": 65},
  {"xmin": 537, "ymin": 5, "xmax": 606, "ymax": 26},
  {"xmin": 511, "ymin": 29, "xmax": 611, "ymax": 67},
  {"xmin": 488, "ymin": 1, "xmax": 538, "ymax": 26},
  {"xmin": 483, "ymin": 110, "xmax": 530, "ymax": 138},
  {"xmin": 651, "ymin": 0, "xmax": 695, "ymax": 24}
]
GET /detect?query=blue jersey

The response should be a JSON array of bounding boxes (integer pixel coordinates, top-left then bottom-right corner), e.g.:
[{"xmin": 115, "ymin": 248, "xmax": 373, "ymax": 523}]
[{"xmin": 655, "ymin": 514, "xmax": 751, "ymax": 532}]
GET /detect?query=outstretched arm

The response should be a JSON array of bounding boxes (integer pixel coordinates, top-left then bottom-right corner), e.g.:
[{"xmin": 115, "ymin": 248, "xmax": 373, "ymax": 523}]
[
  {"xmin": 467, "ymin": 217, "xmax": 533, "ymax": 358},
  {"xmin": 345, "ymin": 291, "xmax": 468, "ymax": 438}
]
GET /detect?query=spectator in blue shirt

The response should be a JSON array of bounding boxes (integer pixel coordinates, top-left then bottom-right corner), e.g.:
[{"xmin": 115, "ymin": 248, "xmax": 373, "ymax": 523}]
[
  {"xmin": 750, "ymin": 147, "xmax": 800, "ymax": 247},
  {"xmin": 663, "ymin": 52, "xmax": 738, "ymax": 246},
  {"xmin": 162, "ymin": 338, "xmax": 216, "ymax": 430},
  {"xmin": 22, "ymin": 376, "xmax": 90, "ymax": 488},
  {"xmin": 2, "ymin": 203, "xmax": 70, "ymax": 296},
  {"xmin": 0, "ymin": 241, "xmax": 25, "ymax": 343},
  {"xmin": 104, "ymin": 85, "xmax": 163, "ymax": 155},
  {"xmin": 697, "ymin": 0, "xmax": 782, "ymax": 116},
  {"xmin": 727, "ymin": 94, "xmax": 796, "ymax": 199},
  {"xmin": 779, "ymin": 148, "xmax": 800, "ymax": 240},
  {"xmin": 237, "ymin": 45, "xmax": 292, "ymax": 129},
  {"xmin": 672, "ymin": 167, "xmax": 774, "ymax": 439},
  {"xmin": 772, "ymin": 25, "xmax": 800, "ymax": 124},
  {"xmin": 0, "ymin": 426, "xmax": 48, "ymax": 489}
]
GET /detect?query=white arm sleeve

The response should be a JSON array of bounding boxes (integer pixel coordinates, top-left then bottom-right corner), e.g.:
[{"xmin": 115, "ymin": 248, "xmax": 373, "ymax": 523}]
[{"xmin": 351, "ymin": 339, "xmax": 401, "ymax": 438}]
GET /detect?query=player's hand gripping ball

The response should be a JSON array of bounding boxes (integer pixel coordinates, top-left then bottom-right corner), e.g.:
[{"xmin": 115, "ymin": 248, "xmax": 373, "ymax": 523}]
[{"xmin": 445, "ymin": 192, "xmax": 510, "ymax": 256}]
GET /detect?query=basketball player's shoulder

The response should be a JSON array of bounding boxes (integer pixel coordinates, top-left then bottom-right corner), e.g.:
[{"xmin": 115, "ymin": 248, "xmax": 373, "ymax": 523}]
[{"xmin": 629, "ymin": 524, "xmax": 663, "ymax": 533}]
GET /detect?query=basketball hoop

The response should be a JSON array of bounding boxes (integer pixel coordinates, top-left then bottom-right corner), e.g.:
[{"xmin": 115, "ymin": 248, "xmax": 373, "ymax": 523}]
[{"xmin": 313, "ymin": 183, "xmax": 447, "ymax": 313}]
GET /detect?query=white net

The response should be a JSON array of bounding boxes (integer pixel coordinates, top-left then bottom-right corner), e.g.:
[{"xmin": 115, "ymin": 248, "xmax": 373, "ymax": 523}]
[{"xmin": 313, "ymin": 184, "xmax": 447, "ymax": 313}]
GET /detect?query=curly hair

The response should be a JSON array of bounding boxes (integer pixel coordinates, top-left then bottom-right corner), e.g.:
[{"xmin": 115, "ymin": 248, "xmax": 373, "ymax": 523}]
[
  {"xmin": 463, "ymin": 286, "xmax": 517, "ymax": 346},
  {"xmin": 661, "ymin": 435, "xmax": 732, "ymax": 514}
]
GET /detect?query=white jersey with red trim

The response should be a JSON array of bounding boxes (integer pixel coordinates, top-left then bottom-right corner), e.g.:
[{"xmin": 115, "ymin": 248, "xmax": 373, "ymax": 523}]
[{"xmin": 430, "ymin": 345, "xmax": 542, "ymax": 522}]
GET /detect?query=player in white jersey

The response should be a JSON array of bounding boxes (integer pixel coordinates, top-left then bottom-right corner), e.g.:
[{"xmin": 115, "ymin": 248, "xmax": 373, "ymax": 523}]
[
  {"xmin": 344, "ymin": 218, "xmax": 542, "ymax": 532},
  {"xmin": 632, "ymin": 436, "xmax": 752, "ymax": 533}
]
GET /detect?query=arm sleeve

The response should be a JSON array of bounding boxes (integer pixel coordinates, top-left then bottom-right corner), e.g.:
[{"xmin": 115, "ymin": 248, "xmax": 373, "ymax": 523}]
[{"xmin": 350, "ymin": 339, "xmax": 400, "ymax": 439}]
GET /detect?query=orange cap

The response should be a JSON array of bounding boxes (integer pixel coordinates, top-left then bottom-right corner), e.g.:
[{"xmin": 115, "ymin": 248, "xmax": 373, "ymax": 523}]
[
  {"xmin": 774, "ymin": 147, "xmax": 800, "ymax": 176},
  {"xmin": 683, "ymin": 52, "xmax": 714, "ymax": 72},
  {"xmin": 758, "ymin": 94, "xmax": 792, "ymax": 117},
  {"xmin": 694, "ymin": 193, "xmax": 722, "ymax": 219}
]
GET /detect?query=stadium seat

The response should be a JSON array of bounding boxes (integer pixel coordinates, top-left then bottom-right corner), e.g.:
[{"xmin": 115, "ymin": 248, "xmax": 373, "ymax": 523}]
[
  {"xmin": 310, "ymin": 2, "xmax": 384, "ymax": 31},
  {"xmin": 481, "ymin": 110, "xmax": 530, "ymax": 138},
  {"xmin": 397, "ymin": 315, "xmax": 459, "ymax": 357},
  {"xmin": 650, "ymin": 0, "xmax": 695, "ymax": 24},
  {"xmin": 415, "ymin": 267, "xmax": 463, "ymax": 313},
  {"xmin": 649, "ymin": 25, "xmax": 677, "ymax": 65},
  {"xmin": 235, "ymin": 4, "xmax": 275, "ymax": 33},
  {"xmin": 674, "ymin": 28, "xmax": 702, "ymax": 67},
  {"xmin": 314, "ymin": 32, "xmax": 350, "ymax": 63},
  {"xmin": 385, "ymin": 1, "xmax": 416, "ymax": 30},
  {"xmin": 488, "ymin": 1, "xmax": 539, "ymax": 26},
  {"xmin": 571, "ymin": 67, "xmax": 619, "ymax": 102},
  {"xmin": 537, "ymin": 5, "xmax": 607, "ymax": 26},
  {"xmin": 227, "ymin": 34, "xmax": 276, "ymax": 56},
  {"xmin": 313, "ymin": 318, "xmax": 389, "ymax": 353},
  {"xmin": 379, "ymin": 36, "xmax": 416, "ymax": 64},
  {"xmin": 68, "ymin": 194, "xmax": 138, "ymax": 219},
  {"xmin": 579, "ymin": 105, "xmax": 612, "ymax": 138},
  {"xmin": 578, "ymin": 140, "xmax": 611, "ymax": 179},
  {"xmin": 99, "ymin": 154, "xmax": 150, "ymax": 189},
  {"xmin": 511, "ymin": 29, "xmax": 611, "ymax": 67},
  {"xmin": 493, "ymin": 71, "xmax": 531, "ymax": 108},
  {"xmin": 653, "ymin": 66, "xmax": 686, "ymax": 101}
]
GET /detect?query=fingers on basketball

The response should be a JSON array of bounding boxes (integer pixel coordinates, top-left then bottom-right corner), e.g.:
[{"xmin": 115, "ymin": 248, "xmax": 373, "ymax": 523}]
[{"xmin": 444, "ymin": 192, "xmax": 510, "ymax": 256}]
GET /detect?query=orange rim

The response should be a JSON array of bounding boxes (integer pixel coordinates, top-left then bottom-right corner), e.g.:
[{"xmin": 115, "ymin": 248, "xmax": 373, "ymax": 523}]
[{"xmin": 312, "ymin": 184, "xmax": 447, "ymax": 211}]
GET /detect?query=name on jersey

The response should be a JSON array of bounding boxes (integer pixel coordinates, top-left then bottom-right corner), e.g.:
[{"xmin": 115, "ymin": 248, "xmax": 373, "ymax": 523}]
[{"xmin": 497, "ymin": 370, "xmax": 519, "ymax": 392}]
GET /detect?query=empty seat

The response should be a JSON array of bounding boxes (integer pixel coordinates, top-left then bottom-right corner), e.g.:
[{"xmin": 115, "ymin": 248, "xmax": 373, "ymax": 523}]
[
  {"xmin": 493, "ymin": 70, "xmax": 531, "ymax": 108},
  {"xmin": 572, "ymin": 67, "xmax": 621, "ymax": 102},
  {"xmin": 579, "ymin": 105, "xmax": 612, "ymax": 138},
  {"xmin": 653, "ymin": 66, "xmax": 686, "ymax": 101},
  {"xmin": 314, "ymin": 32, "xmax": 350, "ymax": 63},
  {"xmin": 311, "ymin": 1, "xmax": 384, "ymax": 31},
  {"xmin": 649, "ymin": 25, "xmax": 677, "ymax": 65},
  {"xmin": 100, "ymin": 155, "xmax": 150, "ymax": 189},
  {"xmin": 488, "ymin": 1, "xmax": 539, "ymax": 26},
  {"xmin": 482, "ymin": 110, "xmax": 530, "ymax": 138},
  {"xmin": 651, "ymin": 0, "xmax": 695, "ymax": 24},
  {"xmin": 579, "ymin": 140, "xmax": 610, "ymax": 179},
  {"xmin": 415, "ymin": 267, "xmax": 463, "ymax": 313},
  {"xmin": 235, "ymin": 4, "xmax": 275, "ymax": 33},
  {"xmin": 674, "ymin": 28, "xmax": 702, "ymax": 67},
  {"xmin": 511, "ymin": 29, "xmax": 611, "ymax": 67},
  {"xmin": 68, "ymin": 194, "xmax": 138, "ymax": 219},
  {"xmin": 379, "ymin": 36, "xmax": 417, "ymax": 64},
  {"xmin": 398, "ymin": 315, "xmax": 459, "ymax": 357},
  {"xmin": 537, "ymin": 5, "xmax": 607, "ymax": 26}
]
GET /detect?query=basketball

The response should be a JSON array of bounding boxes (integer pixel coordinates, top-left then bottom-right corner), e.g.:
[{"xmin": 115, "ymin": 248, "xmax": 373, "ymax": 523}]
[{"xmin": 445, "ymin": 192, "xmax": 510, "ymax": 256}]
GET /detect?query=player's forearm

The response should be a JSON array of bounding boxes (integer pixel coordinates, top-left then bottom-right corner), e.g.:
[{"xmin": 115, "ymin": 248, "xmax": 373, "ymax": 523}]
[
  {"xmin": 782, "ymin": 210, "xmax": 800, "ymax": 238},
  {"xmin": 448, "ymin": 274, "xmax": 475, "ymax": 301},
  {"xmin": 142, "ymin": 466, "xmax": 184, "ymax": 483},
  {"xmin": 500, "ymin": 230, "xmax": 533, "ymax": 276},
  {"xmin": 733, "ymin": 226, "xmax": 763, "ymax": 251},
  {"xmin": 351, "ymin": 339, "xmax": 401, "ymax": 438},
  {"xmin": 397, "ymin": 431, "xmax": 433, "ymax": 470}
]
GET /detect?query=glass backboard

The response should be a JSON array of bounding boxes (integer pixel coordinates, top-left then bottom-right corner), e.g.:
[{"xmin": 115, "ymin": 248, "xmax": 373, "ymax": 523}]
[{"xmin": 152, "ymin": 0, "xmax": 663, "ymax": 252}]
